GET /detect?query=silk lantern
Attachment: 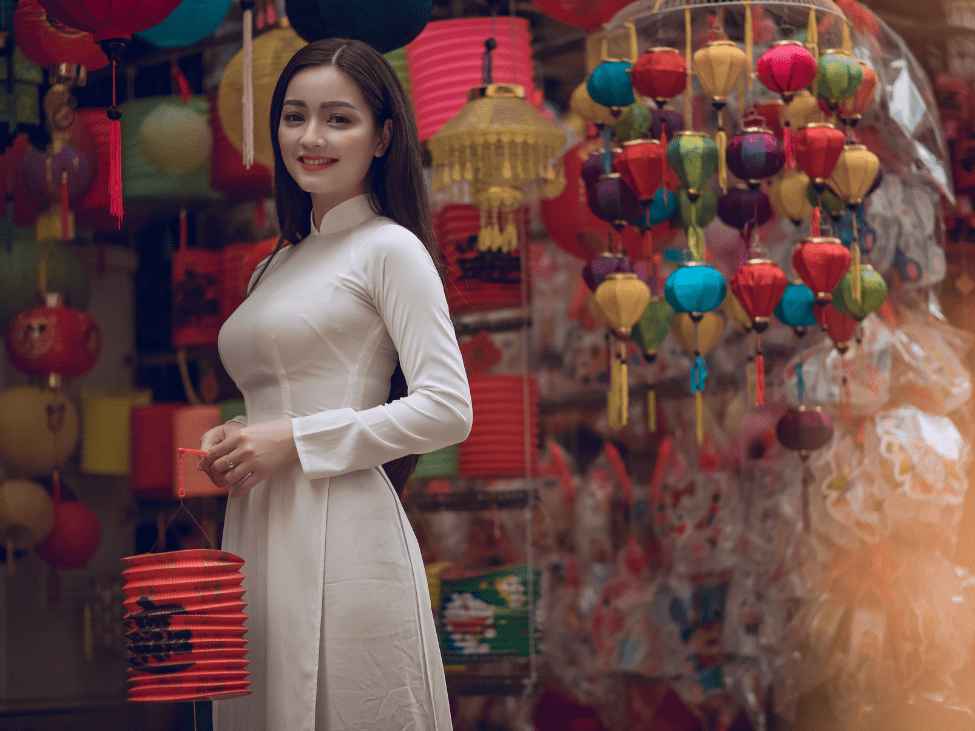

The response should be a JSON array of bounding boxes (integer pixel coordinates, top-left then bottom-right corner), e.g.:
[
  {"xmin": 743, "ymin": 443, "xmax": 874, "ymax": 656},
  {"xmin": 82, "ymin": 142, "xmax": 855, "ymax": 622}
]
[
  {"xmin": 723, "ymin": 290, "xmax": 753, "ymax": 332},
  {"xmin": 671, "ymin": 310, "xmax": 725, "ymax": 444},
  {"xmin": 594, "ymin": 272, "xmax": 651, "ymax": 429},
  {"xmin": 632, "ymin": 187, "xmax": 676, "ymax": 258},
  {"xmin": 631, "ymin": 297, "xmax": 675, "ymax": 431},
  {"xmin": 286, "ymin": 0, "xmax": 430, "ymax": 52},
  {"xmin": 0, "ymin": 479, "xmax": 54, "ymax": 571},
  {"xmin": 827, "ymin": 144, "xmax": 880, "ymax": 299},
  {"xmin": 587, "ymin": 174, "xmax": 643, "ymax": 234},
  {"xmin": 806, "ymin": 181, "xmax": 846, "ymax": 220},
  {"xmin": 583, "ymin": 145, "xmax": 620, "ymax": 190},
  {"xmin": 756, "ymin": 41, "xmax": 817, "ymax": 160},
  {"xmin": 717, "ymin": 187, "xmax": 772, "ymax": 251},
  {"xmin": 139, "ymin": 101, "xmax": 213, "ymax": 175},
  {"xmin": 0, "ymin": 385, "xmax": 80, "ymax": 477},
  {"xmin": 726, "ymin": 128, "xmax": 784, "ymax": 189},
  {"xmin": 583, "ymin": 252, "xmax": 633, "ymax": 292},
  {"xmin": 6, "ymin": 294, "xmax": 102, "ymax": 379},
  {"xmin": 786, "ymin": 90, "xmax": 825, "ymax": 133},
  {"xmin": 615, "ymin": 104, "xmax": 651, "ymax": 144},
  {"xmin": 794, "ymin": 122, "xmax": 846, "ymax": 235},
  {"xmin": 650, "ymin": 109, "xmax": 684, "ymax": 143},
  {"xmin": 136, "ymin": 0, "xmax": 231, "ymax": 48},
  {"xmin": 775, "ymin": 282, "xmax": 818, "ymax": 336},
  {"xmin": 815, "ymin": 303, "xmax": 857, "ymax": 354},
  {"xmin": 729, "ymin": 259, "xmax": 787, "ymax": 404},
  {"xmin": 13, "ymin": 0, "xmax": 107, "ymax": 70},
  {"xmin": 587, "ymin": 60, "xmax": 634, "ymax": 111},
  {"xmin": 837, "ymin": 60, "xmax": 877, "ymax": 127},
  {"xmin": 665, "ymin": 262, "xmax": 727, "ymax": 443},
  {"xmin": 613, "ymin": 140, "xmax": 667, "ymax": 204},
  {"xmin": 792, "ymin": 237, "xmax": 852, "ymax": 306},
  {"xmin": 530, "ymin": 0, "xmax": 630, "ymax": 29},
  {"xmin": 693, "ymin": 40, "xmax": 747, "ymax": 192},
  {"xmin": 569, "ymin": 82, "xmax": 618, "ymax": 127},
  {"xmin": 667, "ymin": 132, "xmax": 718, "ymax": 202},
  {"xmin": 776, "ymin": 405, "xmax": 834, "ymax": 530},
  {"xmin": 34, "ymin": 471, "xmax": 100, "ymax": 569},
  {"xmin": 816, "ymin": 49, "xmax": 864, "ymax": 111},
  {"xmin": 631, "ymin": 48, "xmax": 686, "ymax": 108},
  {"xmin": 832, "ymin": 265, "xmax": 887, "ymax": 323},
  {"xmin": 217, "ymin": 22, "xmax": 306, "ymax": 170},
  {"xmin": 769, "ymin": 171, "xmax": 814, "ymax": 225}
]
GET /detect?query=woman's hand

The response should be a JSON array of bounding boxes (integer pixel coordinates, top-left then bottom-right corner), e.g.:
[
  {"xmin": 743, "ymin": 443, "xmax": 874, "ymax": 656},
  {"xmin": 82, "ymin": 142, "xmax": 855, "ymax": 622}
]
[{"xmin": 197, "ymin": 419, "xmax": 299, "ymax": 499}]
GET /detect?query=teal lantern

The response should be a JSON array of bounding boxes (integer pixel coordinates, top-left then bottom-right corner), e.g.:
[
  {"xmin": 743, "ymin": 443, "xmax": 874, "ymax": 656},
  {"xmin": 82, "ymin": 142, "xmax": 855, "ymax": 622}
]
[
  {"xmin": 615, "ymin": 103, "xmax": 652, "ymax": 143},
  {"xmin": 675, "ymin": 188, "xmax": 717, "ymax": 230},
  {"xmin": 832, "ymin": 265, "xmax": 887, "ymax": 322},
  {"xmin": 137, "ymin": 0, "xmax": 232, "ymax": 47},
  {"xmin": 816, "ymin": 49, "xmax": 864, "ymax": 110},
  {"xmin": 635, "ymin": 187, "xmax": 677, "ymax": 229},
  {"xmin": 774, "ymin": 282, "xmax": 818, "ymax": 336},
  {"xmin": 666, "ymin": 132, "xmax": 718, "ymax": 201},
  {"xmin": 587, "ymin": 60, "xmax": 635, "ymax": 111}
]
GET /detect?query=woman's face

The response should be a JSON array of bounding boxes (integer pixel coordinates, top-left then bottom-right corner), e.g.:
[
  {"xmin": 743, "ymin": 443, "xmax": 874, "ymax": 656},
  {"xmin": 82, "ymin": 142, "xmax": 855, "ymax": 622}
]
[{"xmin": 278, "ymin": 65, "xmax": 392, "ymax": 223}]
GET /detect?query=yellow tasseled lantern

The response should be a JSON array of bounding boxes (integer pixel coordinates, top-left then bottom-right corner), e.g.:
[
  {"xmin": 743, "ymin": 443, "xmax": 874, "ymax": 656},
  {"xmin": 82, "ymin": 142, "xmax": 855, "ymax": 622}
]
[
  {"xmin": 429, "ymin": 83, "xmax": 566, "ymax": 253},
  {"xmin": 828, "ymin": 145, "xmax": 880, "ymax": 209},
  {"xmin": 692, "ymin": 40, "xmax": 747, "ymax": 192}
]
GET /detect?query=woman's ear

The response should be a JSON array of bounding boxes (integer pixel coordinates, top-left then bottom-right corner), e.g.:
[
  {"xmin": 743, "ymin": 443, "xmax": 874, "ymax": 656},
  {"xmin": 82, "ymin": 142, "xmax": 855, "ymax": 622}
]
[{"xmin": 376, "ymin": 118, "xmax": 393, "ymax": 157}]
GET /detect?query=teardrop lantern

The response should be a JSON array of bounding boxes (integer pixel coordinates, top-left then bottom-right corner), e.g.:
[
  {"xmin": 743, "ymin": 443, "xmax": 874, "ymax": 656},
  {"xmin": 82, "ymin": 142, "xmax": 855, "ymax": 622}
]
[
  {"xmin": 837, "ymin": 60, "xmax": 877, "ymax": 128},
  {"xmin": 667, "ymin": 132, "xmax": 718, "ymax": 202},
  {"xmin": 587, "ymin": 173, "xmax": 643, "ymax": 233},
  {"xmin": 729, "ymin": 259, "xmax": 788, "ymax": 405},
  {"xmin": 630, "ymin": 47, "xmax": 686, "ymax": 109},
  {"xmin": 613, "ymin": 140, "xmax": 667, "ymax": 205},
  {"xmin": 814, "ymin": 303, "xmax": 858, "ymax": 355},
  {"xmin": 755, "ymin": 41, "xmax": 818, "ymax": 162},
  {"xmin": 794, "ymin": 123, "xmax": 847, "ymax": 193},
  {"xmin": 828, "ymin": 145, "xmax": 880, "ymax": 210},
  {"xmin": 670, "ymin": 310, "xmax": 726, "ymax": 445},
  {"xmin": 776, "ymin": 405, "xmax": 834, "ymax": 530},
  {"xmin": 615, "ymin": 104, "xmax": 652, "ymax": 143},
  {"xmin": 692, "ymin": 40, "xmax": 747, "ymax": 192},
  {"xmin": 831, "ymin": 265, "xmax": 887, "ymax": 323},
  {"xmin": 791, "ymin": 237, "xmax": 852, "ymax": 306},
  {"xmin": 587, "ymin": 60, "xmax": 635, "ymax": 114}
]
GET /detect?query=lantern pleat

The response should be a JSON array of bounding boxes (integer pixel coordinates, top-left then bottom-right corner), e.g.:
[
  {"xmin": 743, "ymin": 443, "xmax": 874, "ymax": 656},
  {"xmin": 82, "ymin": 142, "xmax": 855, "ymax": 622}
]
[
  {"xmin": 587, "ymin": 61, "xmax": 634, "ymax": 109},
  {"xmin": 726, "ymin": 128, "xmax": 784, "ymax": 186},
  {"xmin": 594, "ymin": 273, "xmax": 651, "ymax": 338},
  {"xmin": 459, "ymin": 375, "xmax": 539, "ymax": 477},
  {"xmin": 816, "ymin": 49, "xmax": 864, "ymax": 107},
  {"xmin": 36, "ymin": 0, "xmax": 181, "ymax": 42},
  {"xmin": 613, "ymin": 140, "xmax": 667, "ymax": 204},
  {"xmin": 791, "ymin": 237, "xmax": 852, "ymax": 305}
]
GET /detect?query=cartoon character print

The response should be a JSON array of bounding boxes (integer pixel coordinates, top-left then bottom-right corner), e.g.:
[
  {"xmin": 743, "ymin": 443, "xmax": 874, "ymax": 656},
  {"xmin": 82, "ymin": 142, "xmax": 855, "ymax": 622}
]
[{"xmin": 668, "ymin": 581, "xmax": 730, "ymax": 700}]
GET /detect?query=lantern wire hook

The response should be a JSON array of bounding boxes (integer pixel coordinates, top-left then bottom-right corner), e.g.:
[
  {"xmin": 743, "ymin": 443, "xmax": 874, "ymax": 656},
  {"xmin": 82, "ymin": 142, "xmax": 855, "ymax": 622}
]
[{"xmin": 147, "ymin": 448, "xmax": 216, "ymax": 553}]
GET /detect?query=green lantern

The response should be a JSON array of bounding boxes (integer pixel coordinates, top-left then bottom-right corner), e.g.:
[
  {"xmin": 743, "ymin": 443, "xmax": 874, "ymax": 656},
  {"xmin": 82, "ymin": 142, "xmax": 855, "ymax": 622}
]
[
  {"xmin": 631, "ymin": 296, "xmax": 675, "ymax": 431},
  {"xmin": 832, "ymin": 265, "xmax": 887, "ymax": 321},
  {"xmin": 675, "ymin": 188, "xmax": 718, "ymax": 230},
  {"xmin": 815, "ymin": 49, "xmax": 863, "ymax": 110},
  {"xmin": 666, "ymin": 132, "xmax": 718, "ymax": 202},
  {"xmin": 806, "ymin": 181, "xmax": 845, "ymax": 218},
  {"xmin": 615, "ymin": 103, "xmax": 652, "ymax": 143}
]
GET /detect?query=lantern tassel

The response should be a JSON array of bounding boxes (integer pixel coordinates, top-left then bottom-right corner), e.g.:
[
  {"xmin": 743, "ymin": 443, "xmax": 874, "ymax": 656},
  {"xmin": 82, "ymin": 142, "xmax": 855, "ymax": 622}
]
[
  {"xmin": 841, "ymin": 375, "xmax": 852, "ymax": 426},
  {"xmin": 60, "ymin": 170, "xmax": 69, "ymax": 241},
  {"xmin": 851, "ymin": 220, "xmax": 862, "ymax": 302},
  {"xmin": 744, "ymin": 1, "xmax": 754, "ymax": 92},
  {"xmin": 716, "ymin": 126, "xmax": 727, "ymax": 194},
  {"xmin": 619, "ymin": 351, "xmax": 629, "ymax": 427},
  {"xmin": 811, "ymin": 205, "xmax": 821, "ymax": 237},
  {"xmin": 648, "ymin": 387, "xmax": 656, "ymax": 431},
  {"xmin": 684, "ymin": 7, "xmax": 693, "ymax": 124},
  {"xmin": 756, "ymin": 333, "xmax": 765, "ymax": 406},
  {"xmin": 784, "ymin": 122, "xmax": 793, "ymax": 169},
  {"xmin": 109, "ymin": 62, "xmax": 123, "ymax": 227},
  {"xmin": 242, "ymin": 1, "xmax": 255, "ymax": 169},
  {"xmin": 747, "ymin": 354, "xmax": 756, "ymax": 406},
  {"xmin": 608, "ymin": 355, "xmax": 621, "ymax": 429},
  {"xmin": 172, "ymin": 56, "xmax": 191, "ymax": 104},
  {"xmin": 695, "ymin": 390, "xmax": 704, "ymax": 445}
]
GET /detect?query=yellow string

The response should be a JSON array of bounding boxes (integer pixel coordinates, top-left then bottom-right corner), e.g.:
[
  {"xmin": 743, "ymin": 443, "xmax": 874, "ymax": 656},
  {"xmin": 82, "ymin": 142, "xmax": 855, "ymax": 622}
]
[
  {"xmin": 619, "ymin": 342, "xmax": 629, "ymax": 427},
  {"xmin": 842, "ymin": 19, "xmax": 851, "ymax": 53},
  {"xmin": 648, "ymin": 388, "xmax": 656, "ymax": 431},
  {"xmin": 716, "ymin": 128, "xmax": 727, "ymax": 193},
  {"xmin": 744, "ymin": 1, "xmax": 753, "ymax": 91},
  {"xmin": 808, "ymin": 8, "xmax": 819, "ymax": 100},
  {"xmin": 684, "ymin": 6, "xmax": 693, "ymax": 124},
  {"xmin": 695, "ymin": 390, "xmax": 704, "ymax": 444}
]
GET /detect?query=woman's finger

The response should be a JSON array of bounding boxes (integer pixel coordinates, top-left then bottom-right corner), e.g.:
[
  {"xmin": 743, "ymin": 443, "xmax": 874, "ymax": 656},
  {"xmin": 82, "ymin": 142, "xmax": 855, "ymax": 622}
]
[{"xmin": 230, "ymin": 472, "xmax": 261, "ymax": 500}]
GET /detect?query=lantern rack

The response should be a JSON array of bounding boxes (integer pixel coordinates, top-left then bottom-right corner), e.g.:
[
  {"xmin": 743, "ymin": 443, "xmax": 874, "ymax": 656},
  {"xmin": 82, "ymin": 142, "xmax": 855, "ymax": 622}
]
[{"xmin": 405, "ymin": 486, "xmax": 538, "ymax": 512}]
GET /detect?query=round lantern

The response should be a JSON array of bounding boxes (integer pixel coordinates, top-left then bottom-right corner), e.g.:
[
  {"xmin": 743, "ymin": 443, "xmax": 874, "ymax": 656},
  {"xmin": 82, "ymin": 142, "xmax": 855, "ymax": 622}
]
[
  {"xmin": 613, "ymin": 139, "xmax": 667, "ymax": 204},
  {"xmin": 717, "ymin": 187, "xmax": 772, "ymax": 237},
  {"xmin": 0, "ymin": 479, "xmax": 55, "ymax": 561},
  {"xmin": 615, "ymin": 104, "xmax": 651, "ymax": 143},
  {"xmin": 217, "ymin": 23, "xmax": 307, "ymax": 170},
  {"xmin": 136, "ymin": 0, "xmax": 231, "ymax": 48},
  {"xmin": 777, "ymin": 404, "xmax": 834, "ymax": 530},
  {"xmin": 816, "ymin": 49, "xmax": 864, "ymax": 110},
  {"xmin": 35, "ymin": 475, "xmax": 101, "ymax": 570},
  {"xmin": 837, "ymin": 60, "xmax": 877, "ymax": 126},
  {"xmin": 6, "ymin": 297, "xmax": 102, "ymax": 378},
  {"xmin": 793, "ymin": 123, "xmax": 847, "ymax": 192},
  {"xmin": 0, "ymin": 386, "xmax": 80, "ymax": 477},
  {"xmin": 13, "ymin": 0, "xmax": 108, "ymax": 69},
  {"xmin": 665, "ymin": 261, "xmax": 727, "ymax": 318},
  {"xmin": 587, "ymin": 60, "xmax": 634, "ymax": 110},
  {"xmin": 667, "ymin": 132, "xmax": 718, "ymax": 201},
  {"xmin": 726, "ymin": 128, "xmax": 784, "ymax": 188},
  {"xmin": 18, "ymin": 144, "xmax": 93, "ymax": 208},
  {"xmin": 631, "ymin": 48, "xmax": 686, "ymax": 108},
  {"xmin": 37, "ymin": 0, "xmax": 181, "ymax": 41},
  {"xmin": 769, "ymin": 171, "xmax": 814, "ymax": 225},
  {"xmin": 635, "ymin": 187, "xmax": 677, "ymax": 229},
  {"xmin": 791, "ymin": 237, "xmax": 852, "ymax": 306},
  {"xmin": 594, "ymin": 272, "xmax": 651, "ymax": 339},
  {"xmin": 827, "ymin": 145, "xmax": 880, "ymax": 209},
  {"xmin": 775, "ymin": 282, "xmax": 818, "ymax": 336},
  {"xmin": 0, "ymin": 238, "xmax": 90, "ymax": 332},
  {"xmin": 815, "ymin": 303, "xmax": 858, "ymax": 354},
  {"xmin": 569, "ymin": 82, "xmax": 618, "ymax": 127},
  {"xmin": 139, "ymin": 101, "xmax": 213, "ymax": 175},
  {"xmin": 406, "ymin": 17, "xmax": 537, "ymax": 142},
  {"xmin": 587, "ymin": 174, "xmax": 643, "ymax": 232},
  {"xmin": 286, "ymin": 0, "xmax": 430, "ymax": 52},
  {"xmin": 541, "ymin": 139, "xmax": 643, "ymax": 260},
  {"xmin": 530, "ymin": 0, "xmax": 630, "ymax": 29},
  {"xmin": 831, "ymin": 265, "xmax": 887, "ymax": 322},
  {"xmin": 631, "ymin": 297, "xmax": 675, "ymax": 363},
  {"xmin": 756, "ymin": 41, "xmax": 817, "ymax": 103},
  {"xmin": 693, "ymin": 40, "xmax": 747, "ymax": 106}
]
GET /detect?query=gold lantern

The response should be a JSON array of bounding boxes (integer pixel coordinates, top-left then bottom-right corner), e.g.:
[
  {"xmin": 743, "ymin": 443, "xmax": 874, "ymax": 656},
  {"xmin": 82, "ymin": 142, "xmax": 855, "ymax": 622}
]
[
  {"xmin": 569, "ymin": 82, "xmax": 619, "ymax": 127},
  {"xmin": 828, "ymin": 144, "xmax": 879, "ymax": 301},
  {"xmin": 692, "ymin": 40, "xmax": 747, "ymax": 192},
  {"xmin": 429, "ymin": 83, "xmax": 566, "ymax": 252},
  {"xmin": 770, "ymin": 171, "xmax": 815, "ymax": 225},
  {"xmin": 593, "ymin": 272, "xmax": 651, "ymax": 429}
]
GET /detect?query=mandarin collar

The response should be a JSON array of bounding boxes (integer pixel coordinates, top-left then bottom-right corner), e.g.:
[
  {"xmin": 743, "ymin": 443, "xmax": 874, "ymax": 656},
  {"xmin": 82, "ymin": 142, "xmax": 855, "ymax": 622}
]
[{"xmin": 309, "ymin": 193, "xmax": 380, "ymax": 237}]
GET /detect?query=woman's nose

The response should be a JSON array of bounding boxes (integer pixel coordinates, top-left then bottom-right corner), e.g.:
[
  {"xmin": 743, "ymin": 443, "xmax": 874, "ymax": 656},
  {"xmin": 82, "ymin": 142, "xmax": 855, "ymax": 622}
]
[{"xmin": 300, "ymin": 122, "xmax": 325, "ymax": 147}]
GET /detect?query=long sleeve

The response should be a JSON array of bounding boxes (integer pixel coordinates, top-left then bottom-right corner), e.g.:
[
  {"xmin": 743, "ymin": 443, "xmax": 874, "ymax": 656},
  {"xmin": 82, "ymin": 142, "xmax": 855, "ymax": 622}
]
[{"xmin": 290, "ymin": 224, "xmax": 472, "ymax": 480}]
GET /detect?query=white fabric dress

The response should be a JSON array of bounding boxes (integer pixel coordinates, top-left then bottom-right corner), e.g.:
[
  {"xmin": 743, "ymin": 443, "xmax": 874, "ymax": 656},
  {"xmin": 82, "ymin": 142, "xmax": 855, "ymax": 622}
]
[{"xmin": 212, "ymin": 193, "xmax": 472, "ymax": 731}]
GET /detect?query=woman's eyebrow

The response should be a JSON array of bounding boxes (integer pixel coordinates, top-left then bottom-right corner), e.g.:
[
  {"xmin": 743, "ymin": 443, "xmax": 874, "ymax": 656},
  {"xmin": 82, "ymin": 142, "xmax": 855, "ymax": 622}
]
[{"xmin": 282, "ymin": 99, "xmax": 358, "ymax": 110}]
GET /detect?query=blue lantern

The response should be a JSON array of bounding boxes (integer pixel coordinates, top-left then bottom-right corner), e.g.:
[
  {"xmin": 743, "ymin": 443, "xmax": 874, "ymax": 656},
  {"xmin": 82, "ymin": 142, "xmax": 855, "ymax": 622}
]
[
  {"xmin": 665, "ymin": 261, "xmax": 726, "ymax": 317},
  {"xmin": 137, "ymin": 0, "xmax": 233, "ymax": 48},
  {"xmin": 774, "ymin": 282, "xmax": 818, "ymax": 336},
  {"xmin": 634, "ymin": 187, "xmax": 677, "ymax": 230},
  {"xmin": 587, "ymin": 61, "xmax": 635, "ymax": 109}
]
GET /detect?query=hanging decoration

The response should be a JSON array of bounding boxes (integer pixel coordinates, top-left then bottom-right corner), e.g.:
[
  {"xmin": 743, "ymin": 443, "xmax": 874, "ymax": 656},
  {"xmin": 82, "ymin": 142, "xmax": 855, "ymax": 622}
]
[
  {"xmin": 692, "ymin": 40, "xmax": 747, "ymax": 192},
  {"xmin": 717, "ymin": 186, "xmax": 772, "ymax": 252},
  {"xmin": 0, "ymin": 385, "xmax": 80, "ymax": 478},
  {"xmin": 836, "ymin": 59, "xmax": 877, "ymax": 129},
  {"xmin": 649, "ymin": 109, "xmax": 684, "ymax": 142},
  {"xmin": 138, "ymin": 101, "xmax": 213, "ymax": 176},
  {"xmin": 13, "ymin": 0, "xmax": 108, "ymax": 70},
  {"xmin": 815, "ymin": 48, "xmax": 864, "ymax": 111},
  {"xmin": 632, "ymin": 187, "xmax": 677, "ymax": 258},
  {"xmin": 815, "ymin": 302, "xmax": 858, "ymax": 354},
  {"xmin": 615, "ymin": 104, "xmax": 652, "ymax": 143},
  {"xmin": 729, "ymin": 259, "xmax": 787, "ymax": 404},
  {"xmin": 285, "ymin": 0, "xmax": 431, "ymax": 52},
  {"xmin": 775, "ymin": 282, "xmax": 818, "ymax": 337},
  {"xmin": 6, "ymin": 293, "xmax": 101, "ymax": 380},
  {"xmin": 769, "ymin": 170, "xmax": 814, "ymax": 225},
  {"xmin": 630, "ymin": 47, "xmax": 686, "ymax": 109},
  {"xmin": 725, "ymin": 127, "xmax": 784, "ymax": 189},
  {"xmin": 831, "ymin": 265, "xmax": 887, "ymax": 323},
  {"xmin": 569, "ymin": 82, "xmax": 619, "ymax": 128},
  {"xmin": 670, "ymin": 310, "xmax": 725, "ymax": 445},
  {"xmin": 793, "ymin": 122, "xmax": 846, "ymax": 234},
  {"xmin": 755, "ymin": 41, "xmax": 817, "ymax": 162},
  {"xmin": 776, "ymin": 405, "xmax": 834, "ymax": 530},
  {"xmin": 35, "ymin": 470, "xmax": 100, "ymax": 569},
  {"xmin": 613, "ymin": 139, "xmax": 667, "ymax": 205},
  {"xmin": 531, "ymin": 0, "xmax": 630, "ymax": 30},
  {"xmin": 136, "ymin": 0, "xmax": 232, "ymax": 48},
  {"xmin": 791, "ymin": 236, "xmax": 852, "ymax": 306},
  {"xmin": 631, "ymin": 297, "xmax": 676, "ymax": 431},
  {"xmin": 667, "ymin": 132, "xmax": 718, "ymax": 260}
]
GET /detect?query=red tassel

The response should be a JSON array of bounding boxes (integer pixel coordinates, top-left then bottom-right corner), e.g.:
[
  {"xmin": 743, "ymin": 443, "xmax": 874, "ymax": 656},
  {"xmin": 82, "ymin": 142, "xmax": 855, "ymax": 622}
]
[
  {"xmin": 755, "ymin": 335, "xmax": 765, "ymax": 405},
  {"xmin": 172, "ymin": 56, "xmax": 191, "ymax": 104},
  {"xmin": 643, "ymin": 228, "xmax": 653, "ymax": 260},
  {"xmin": 254, "ymin": 199, "xmax": 266, "ymax": 229},
  {"xmin": 784, "ymin": 122, "xmax": 793, "ymax": 169},
  {"xmin": 661, "ymin": 120, "xmax": 667, "ymax": 146},
  {"xmin": 179, "ymin": 206, "xmax": 188, "ymax": 250},
  {"xmin": 60, "ymin": 170, "xmax": 69, "ymax": 241},
  {"xmin": 109, "ymin": 62, "xmax": 123, "ymax": 227},
  {"xmin": 810, "ymin": 205, "xmax": 821, "ymax": 237}
]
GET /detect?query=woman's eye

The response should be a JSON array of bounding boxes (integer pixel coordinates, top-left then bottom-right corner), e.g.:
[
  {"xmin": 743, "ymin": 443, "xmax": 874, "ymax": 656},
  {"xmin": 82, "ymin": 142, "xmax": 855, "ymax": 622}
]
[
  {"xmin": 329, "ymin": 115, "xmax": 350, "ymax": 124},
  {"xmin": 284, "ymin": 112, "xmax": 303, "ymax": 123}
]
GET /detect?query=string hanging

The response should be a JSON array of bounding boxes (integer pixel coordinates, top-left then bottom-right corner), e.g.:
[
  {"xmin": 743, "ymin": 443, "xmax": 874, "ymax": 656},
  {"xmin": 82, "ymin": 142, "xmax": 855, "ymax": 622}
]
[{"xmin": 242, "ymin": 0, "xmax": 255, "ymax": 169}]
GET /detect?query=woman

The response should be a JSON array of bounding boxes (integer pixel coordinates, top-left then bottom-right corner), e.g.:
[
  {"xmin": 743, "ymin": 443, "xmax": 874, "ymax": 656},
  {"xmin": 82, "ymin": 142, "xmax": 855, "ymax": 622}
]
[{"xmin": 198, "ymin": 38, "xmax": 472, "ymax": 731}]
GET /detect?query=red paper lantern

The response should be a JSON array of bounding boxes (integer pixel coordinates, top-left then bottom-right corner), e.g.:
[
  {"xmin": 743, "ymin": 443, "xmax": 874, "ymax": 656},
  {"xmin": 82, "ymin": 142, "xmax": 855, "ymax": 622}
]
[
  {"xmin": 14, "ymin": 0, "xmax": 108, "ymax": 69},
  {"xmin": 756, "ymin": 41, "xmax": 817, "ymax": 102},
  {"xmin": 541, "ymin": 139, "xmax": 643, "ymax": 260},
  {"xmin": 460, "ymin": 375, "xmax": 539, "ymax": 477},
  {"xmin": 172, "ymin": 244, "xmax": 221, "ymax": 348},
  {"xmin": 613, "ymin": 139, "xmax": 668, "ymax": 205},
  {"xmin": 6, "ymin": 298, "xmax": 101, "ymax": 378},
  {"xmin": 791, "ymin": 237, "xmax": 852, "ymax": 306},
  {"xmin": 36, "ymin": 0, "xmax": 181, "ymax": 42},
  {"xmin": 814, "ymin": 303, "xmax": 857, "ymax": 353},
  {"xmin": 793, "ymin": 123, "xmax": 846, "ymax": 191},
  {"xmin": 34, "ymin": 473, "xmax": 101, "ymax": 569},
  {"xmin": 73, "ymin": 108, "xmax": 119, "ymax": 231},
  {"xmin": 530, "ymin": 0, "xmax": 630, "ymax": 29},
  {"xmin": 630, "ymin": 48, "xmax": 686, "ymax": 108},
  {"xmin": 730, "ymin": 258, "xmax": 787, "ymax": 404},
  {"xmin": 837, "ymin": 60, "xmax": 878, "ymax": 124}
]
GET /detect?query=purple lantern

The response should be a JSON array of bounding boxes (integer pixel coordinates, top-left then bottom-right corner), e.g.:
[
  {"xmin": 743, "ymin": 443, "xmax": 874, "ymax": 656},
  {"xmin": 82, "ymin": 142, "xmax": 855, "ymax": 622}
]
[
  {"xmin": 587, "ymin": 173, "xmax": 644, "ymax": 232},
  {"xmin": 726, "ymin": 128, "xmax": 784, "ymax": 189},
  {"xmin": 776, "ymin": 404, "xmax": 834, "ymax": 530},
  {"xmin": 717, "ymin": 187, "xmax": 773, "ymax": 234},
  {"xmin": 582, "ymin": 146, "xmax": 620, "ymax": 190},
  {"xmin": 18, "ymin": 145, "xmax": 93, "ymax": 208},
  {"xmin": 649, "ymin": 109, "xmax": 684, "ymax": 142},
  {"xmin": 583, "ymin": 252, "xmax": 634, "ymax": 292}
]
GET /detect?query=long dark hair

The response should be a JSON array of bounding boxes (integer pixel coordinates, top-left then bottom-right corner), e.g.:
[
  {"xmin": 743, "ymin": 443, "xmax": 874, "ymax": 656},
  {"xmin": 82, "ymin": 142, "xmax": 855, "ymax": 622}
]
[{"xmin": 259, "ymin": 38, "xmax": 447, "ymax": 493}]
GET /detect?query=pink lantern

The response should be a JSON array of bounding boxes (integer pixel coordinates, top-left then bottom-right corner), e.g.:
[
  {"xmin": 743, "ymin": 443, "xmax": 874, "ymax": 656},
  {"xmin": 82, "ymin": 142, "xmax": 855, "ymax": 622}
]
[{"xmin": 405, "ymin": 17, "xmax": 540, "ymax": 141}]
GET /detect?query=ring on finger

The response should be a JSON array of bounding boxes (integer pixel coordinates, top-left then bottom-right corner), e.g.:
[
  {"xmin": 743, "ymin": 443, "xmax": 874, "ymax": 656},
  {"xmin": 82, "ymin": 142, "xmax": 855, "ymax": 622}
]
[{"xmin": 227, "ymin": 458, "xmax": 235, "ymax": 471}]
